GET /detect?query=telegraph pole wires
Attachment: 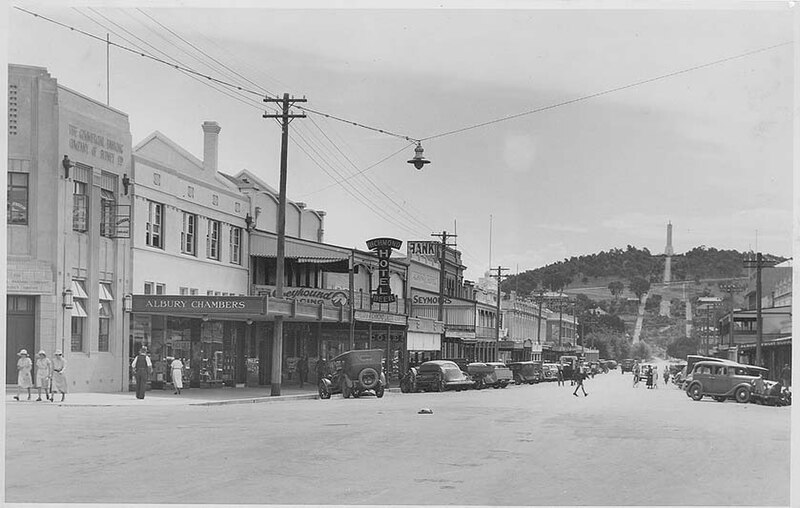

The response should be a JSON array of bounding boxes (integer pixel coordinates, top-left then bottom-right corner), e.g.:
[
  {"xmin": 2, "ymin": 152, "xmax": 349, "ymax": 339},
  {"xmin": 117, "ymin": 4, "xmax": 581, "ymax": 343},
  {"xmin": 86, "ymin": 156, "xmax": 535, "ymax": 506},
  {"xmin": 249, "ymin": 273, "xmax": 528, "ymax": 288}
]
[
  {"xmin": 490, "ymin": 266, "xmax": 510, "ymax": 361},
  {"xmin": 263, "ymin": 93, "xmax": 306, "ymax": 397}
]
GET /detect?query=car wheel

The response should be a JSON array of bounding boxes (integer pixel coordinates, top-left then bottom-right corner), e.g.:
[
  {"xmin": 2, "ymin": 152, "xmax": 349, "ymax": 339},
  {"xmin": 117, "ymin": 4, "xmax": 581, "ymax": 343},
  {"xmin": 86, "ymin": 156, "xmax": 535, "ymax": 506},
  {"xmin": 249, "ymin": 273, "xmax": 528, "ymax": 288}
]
[
  {"xmin": 318, "ymin": 383, "xmax": 331, "ymax": 400},
  {"xmin": 375, "ymin": 384, "xmax": 385, "ymax": 398},
  {"xmin": 476, "ymin": 379, "xmax": 484, "ymax": 390},
  {"xmin": 352, "ymin": 390, "xmax": 360, "ymax": 398},
  {"xmin": 514, "ymin": 376, "xmax": 522, "ymax": 385},
  {"xmin": 501, "ymin": 382, "xmax": 508, "ymax": 389},
  {"xmin": 713, "ymin": 396, "xmax": 726, "ymax": 403},
  {"xmin": 689, "ymin": 383, "xmax": 703, "ymax": 401},
  {"xmin": 735, "ymin": 386, "xmax": 751, "ymax": 404},
  {"xmin": 358, "ymin": 368, "xmax": 379, "ymax": 389}
]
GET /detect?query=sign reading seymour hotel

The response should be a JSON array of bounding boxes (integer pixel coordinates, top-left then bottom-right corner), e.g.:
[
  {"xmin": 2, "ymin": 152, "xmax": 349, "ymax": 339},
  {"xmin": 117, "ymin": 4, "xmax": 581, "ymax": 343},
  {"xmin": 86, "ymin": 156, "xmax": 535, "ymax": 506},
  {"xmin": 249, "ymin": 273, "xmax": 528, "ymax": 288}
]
[{"xmin": 132, "ymin": 296, "xmax": 265, "ymax": 314}]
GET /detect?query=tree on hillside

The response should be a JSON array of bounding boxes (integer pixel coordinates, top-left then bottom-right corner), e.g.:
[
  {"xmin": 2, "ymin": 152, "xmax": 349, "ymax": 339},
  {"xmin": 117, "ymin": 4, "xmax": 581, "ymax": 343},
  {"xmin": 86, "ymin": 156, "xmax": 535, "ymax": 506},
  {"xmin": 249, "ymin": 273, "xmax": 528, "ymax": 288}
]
[
  {"xmin": 542, "ymin": 271, "xmax": 571, "ymax": 292},
  {"xmin": 607, "ymin": 281, "xmax": 625, "ymax": 298},
  {"xmin": 629, "ymin": 277, "xmax": 650, "ymax": 301},
  {"xmin": 667, "ymin": 336, "xmax": 700, "ymax": 359},
  {"xmin": 630, "ymin": 341, "xmax": 652, "ymax": 361}
]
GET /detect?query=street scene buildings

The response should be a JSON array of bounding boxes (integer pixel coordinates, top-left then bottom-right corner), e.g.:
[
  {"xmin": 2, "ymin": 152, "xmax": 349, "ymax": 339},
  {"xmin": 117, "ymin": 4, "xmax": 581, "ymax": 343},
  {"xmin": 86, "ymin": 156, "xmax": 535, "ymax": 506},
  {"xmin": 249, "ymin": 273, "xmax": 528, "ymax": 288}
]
[{"xmin": 4, "ymin": 5, "xmax": 794, "ymax": 507}]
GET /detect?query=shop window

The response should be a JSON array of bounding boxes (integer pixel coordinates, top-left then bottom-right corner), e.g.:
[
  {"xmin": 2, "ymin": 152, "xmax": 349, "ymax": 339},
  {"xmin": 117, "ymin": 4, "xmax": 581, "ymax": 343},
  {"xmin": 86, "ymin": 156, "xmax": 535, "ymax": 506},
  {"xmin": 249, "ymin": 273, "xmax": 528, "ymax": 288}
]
[
  {"xmin": 71, "ymin": 316, "xmax": 85, "ymax": 352},
  {"xmin": 181, "ymin": 212, "xmax": 197, "ymax": 255},
  {"xmin": 7, "ymin": 172, "xmax": 28, "ymax": 224},
  {"xmin": 206, "ymin": 219, "xmax": 220, "ymax": 260},
  {"xmin": 156, "ymin": 283, "xmax": 166, "ymax": 295},
  {"xmin": 98, "ymin": 313, "xmax": 110, "ymax": 352},
  {"xmin": 146, "ymin": 201, "xmax": 164, "ymax": 248},
  {"xmin": 230, "ymin": 226, "xmax": 242, "ymax": 265}
]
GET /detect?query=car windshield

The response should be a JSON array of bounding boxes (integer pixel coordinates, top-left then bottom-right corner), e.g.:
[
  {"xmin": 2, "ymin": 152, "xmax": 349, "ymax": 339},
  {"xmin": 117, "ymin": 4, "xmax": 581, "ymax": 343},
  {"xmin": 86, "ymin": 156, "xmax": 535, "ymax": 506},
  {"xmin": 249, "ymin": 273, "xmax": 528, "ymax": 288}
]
[{"xmin": 443, "ymin": 367, "xmax": 464, "ymax": 379}]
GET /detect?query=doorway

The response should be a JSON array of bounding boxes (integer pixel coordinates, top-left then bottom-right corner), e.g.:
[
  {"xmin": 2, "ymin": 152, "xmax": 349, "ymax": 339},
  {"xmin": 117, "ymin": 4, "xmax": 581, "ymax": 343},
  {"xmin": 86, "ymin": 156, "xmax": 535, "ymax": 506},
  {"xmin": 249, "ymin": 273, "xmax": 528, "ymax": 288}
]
[{"xmin": 6, "ymin": 296, "xmax": 36, "ymax": 384}]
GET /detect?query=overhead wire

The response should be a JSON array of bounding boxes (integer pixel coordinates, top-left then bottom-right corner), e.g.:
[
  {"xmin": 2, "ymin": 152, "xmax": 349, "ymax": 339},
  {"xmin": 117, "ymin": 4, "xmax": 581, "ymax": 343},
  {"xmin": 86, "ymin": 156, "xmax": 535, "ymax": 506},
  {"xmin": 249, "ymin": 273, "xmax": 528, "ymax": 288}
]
[
  {"xmin": 420, "ymin": 40, "xmax": 794, "ymax": 142},
  {"xmin": 71, "ymin": 7, "xmax": 428, "ymax": 238}
]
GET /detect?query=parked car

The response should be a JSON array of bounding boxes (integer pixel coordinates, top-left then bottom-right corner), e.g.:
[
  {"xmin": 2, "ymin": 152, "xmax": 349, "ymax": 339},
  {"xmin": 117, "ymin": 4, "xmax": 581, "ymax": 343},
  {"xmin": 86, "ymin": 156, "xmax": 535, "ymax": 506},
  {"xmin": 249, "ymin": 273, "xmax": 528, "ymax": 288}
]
[
  {"xmin": 318, "ymin": 349, "xmax": 386, "ymax": 399},
  {"xmin": 604, "ymin": 359, "xmax": 618, "ymax": 370},
  {"xmin": 620, "ymin": 359, "xmax": 635, "ymax": 373},
  {"xmin": 542, "ymin": 363, "xmax": 559, "ymax": 381},
  {"xmin": 508, "ymin": 361, "xmax": 543, "ymax": 385},
  {"xmin": 414, "ymin": 360, "xmax": 474, "ymax": 392},
  {"xmin": 685, "ymin": 361, "xmax": 762, "ymax": 403},
  {"xmin": 467, "ymin": 362, "xmax": 513, "ymax": 389}
]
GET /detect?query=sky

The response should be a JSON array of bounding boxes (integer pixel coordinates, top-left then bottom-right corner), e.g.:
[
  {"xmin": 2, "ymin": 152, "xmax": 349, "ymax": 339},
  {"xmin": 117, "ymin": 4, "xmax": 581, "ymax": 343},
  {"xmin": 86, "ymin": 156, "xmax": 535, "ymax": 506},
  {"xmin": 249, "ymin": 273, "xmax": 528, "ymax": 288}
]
[{"xmin": 4, "ymin": 2, "xmax": 796, "ymax": 281}]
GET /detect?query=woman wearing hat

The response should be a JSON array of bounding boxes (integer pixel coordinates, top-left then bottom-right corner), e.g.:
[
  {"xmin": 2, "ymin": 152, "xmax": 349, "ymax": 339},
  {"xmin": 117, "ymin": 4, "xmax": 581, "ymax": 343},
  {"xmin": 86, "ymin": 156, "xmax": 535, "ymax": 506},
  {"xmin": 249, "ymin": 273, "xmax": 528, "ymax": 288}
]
[
  {"xmin": 35, "ymin": 350, "xmax": 53, "ymax": 402},
  {"xmin": 51, "ymin": 350, "xmax": 68, "ymax": 402},
  {"xmin": 13, "ymin": 349, "xmax": 33, "ymax": 401}
]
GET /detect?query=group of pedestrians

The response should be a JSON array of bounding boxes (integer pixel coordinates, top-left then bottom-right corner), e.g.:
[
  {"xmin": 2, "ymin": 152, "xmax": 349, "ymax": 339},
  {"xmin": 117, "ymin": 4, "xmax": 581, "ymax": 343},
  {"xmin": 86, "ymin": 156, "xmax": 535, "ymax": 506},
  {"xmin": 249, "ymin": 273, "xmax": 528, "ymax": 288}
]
[
  {"xmin": 14, "ymin": 349, "xmax": 68, "ymax": 402},
  {"xmin": 131, "ymin": 347, "xmax": 185, "ymax": 399}
]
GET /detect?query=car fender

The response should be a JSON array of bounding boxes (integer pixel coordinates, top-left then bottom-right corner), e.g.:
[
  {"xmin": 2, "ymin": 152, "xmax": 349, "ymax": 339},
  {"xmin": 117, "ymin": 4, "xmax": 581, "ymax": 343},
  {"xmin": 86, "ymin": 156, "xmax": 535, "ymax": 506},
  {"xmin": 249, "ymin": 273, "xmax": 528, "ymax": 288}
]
[
  {"xmin": 379, "ymin": 372, "xmax": 386, "ymax": 386},
  {"xmin": 320, "ymin": 378, "xmax": 333, "ymax": 390}
]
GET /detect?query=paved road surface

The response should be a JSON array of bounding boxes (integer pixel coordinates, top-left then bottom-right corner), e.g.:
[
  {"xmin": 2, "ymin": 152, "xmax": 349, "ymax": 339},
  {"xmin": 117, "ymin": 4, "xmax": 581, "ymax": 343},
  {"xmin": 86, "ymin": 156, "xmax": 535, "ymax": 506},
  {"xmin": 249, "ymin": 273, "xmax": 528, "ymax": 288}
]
[{"xmin": 5, "ymin": 371, "xmax": 790, "ymax": 505}]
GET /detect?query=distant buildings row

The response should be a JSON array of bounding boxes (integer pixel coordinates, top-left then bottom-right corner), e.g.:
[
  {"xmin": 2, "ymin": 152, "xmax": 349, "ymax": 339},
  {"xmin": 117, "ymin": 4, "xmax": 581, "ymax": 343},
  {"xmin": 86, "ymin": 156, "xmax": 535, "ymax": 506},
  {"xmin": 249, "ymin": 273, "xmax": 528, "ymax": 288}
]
[{"xmin": 7, "ymin": 64, "xmax": 590, "ymax": 392}]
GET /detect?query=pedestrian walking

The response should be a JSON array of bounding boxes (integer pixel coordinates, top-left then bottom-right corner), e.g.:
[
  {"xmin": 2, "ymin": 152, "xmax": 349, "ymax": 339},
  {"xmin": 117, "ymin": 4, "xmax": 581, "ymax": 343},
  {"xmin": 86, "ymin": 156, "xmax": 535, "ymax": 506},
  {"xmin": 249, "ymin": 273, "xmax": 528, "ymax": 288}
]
[
  {"xmin": 14, "ymin": 349, "xmax": 33, "ymax": 401},
  {"xmin": 646, "ymin": 366, "xmax": 654, "ymax": 389},
  {"xmin": 780, "ymin": 364, "xmax": 791, "ymax": 387},
  {"xmin": 557, "ymin": 364, "xmax": 564, "ymax": 386},
  {"xmin": 171, "ymin": 357, "xmax": 184, "ymax": 395},
  {"xmin": 297, "ymin": 356, "xmax": 309, "ymax": 388},
  {"xmin": 35, "ymin": 350, "xmax": 53, "ymax": 402},
  {"xmin": 573, "ymin": 367, "xmax": 588, "ymax": 397},
  {"xmin": 633, "ymin": 362, "xmax": 640, "ymax": 387},
  {"xmin": 663, "ymin": 368, "xmax": 669, "ymax": 386},
  {"xmin": 51, "ymin": 350, "xmax": 68, "ymax": 401},
  {"xmin": 131, "ymin": 347, "xmax": 153, "ymax": 399}
]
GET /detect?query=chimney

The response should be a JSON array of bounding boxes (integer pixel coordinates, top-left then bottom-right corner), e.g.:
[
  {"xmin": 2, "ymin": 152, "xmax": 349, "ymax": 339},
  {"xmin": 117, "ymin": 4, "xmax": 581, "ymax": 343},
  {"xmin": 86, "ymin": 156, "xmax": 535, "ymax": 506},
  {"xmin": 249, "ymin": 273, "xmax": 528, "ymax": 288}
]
[{"xmin": 202, "ymin": 121, "xmax": 221, "ymax": 173}]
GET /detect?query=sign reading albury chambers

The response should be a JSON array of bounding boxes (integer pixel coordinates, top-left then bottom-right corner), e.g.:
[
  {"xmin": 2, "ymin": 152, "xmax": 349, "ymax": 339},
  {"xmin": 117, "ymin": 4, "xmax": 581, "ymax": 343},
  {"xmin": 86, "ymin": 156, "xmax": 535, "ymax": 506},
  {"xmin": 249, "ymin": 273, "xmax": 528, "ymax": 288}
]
[{"xmin": 132, "ymin": 296, "xmax": 265, "ymax": 314}]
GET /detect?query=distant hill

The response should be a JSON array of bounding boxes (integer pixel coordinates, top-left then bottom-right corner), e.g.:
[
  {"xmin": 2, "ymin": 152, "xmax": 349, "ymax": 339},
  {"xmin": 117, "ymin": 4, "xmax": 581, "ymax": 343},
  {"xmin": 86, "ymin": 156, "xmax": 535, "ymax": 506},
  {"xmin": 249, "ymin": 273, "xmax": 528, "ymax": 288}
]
[
  {"xmin": 502, "ymin": 245, "xmax": 784, "ymax": 295},
  {"xmin": 501, "ymin": 245, "xmax": 786, "ymax": 360}
]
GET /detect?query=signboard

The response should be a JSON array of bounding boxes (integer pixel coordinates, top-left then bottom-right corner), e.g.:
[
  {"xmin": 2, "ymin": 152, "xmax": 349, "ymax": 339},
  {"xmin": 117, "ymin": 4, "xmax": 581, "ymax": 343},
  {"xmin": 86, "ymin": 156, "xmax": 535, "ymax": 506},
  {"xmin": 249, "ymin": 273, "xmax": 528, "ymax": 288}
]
[
  {"xmin": 252, "ymin": 285, "xmax": 349, "ymax": 307},
  {"xmin": 354, "ymin": 310, "xmax": 408, "ymax": 326},
  {"xmin": 132, "ymin": 295, "xmax": 265, "ymax": 314},
  {"xmin": 68, "ymin": 123, "xmax": 127, "ymax": 168},
  {"xmin": 407, "ymin": 241, "xmax": 440, "ymax": 269},
  {"xmin": 366, "ymin": 237, "xmax": 402, "ymax": 304}
]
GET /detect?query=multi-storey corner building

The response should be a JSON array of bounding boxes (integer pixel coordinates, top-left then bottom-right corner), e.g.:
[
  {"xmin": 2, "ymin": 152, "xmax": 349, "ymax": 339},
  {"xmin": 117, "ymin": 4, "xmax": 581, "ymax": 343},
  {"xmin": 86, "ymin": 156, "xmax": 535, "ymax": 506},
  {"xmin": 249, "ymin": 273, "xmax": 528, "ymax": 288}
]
[{"xmin": 7, "ymin": 64, "xmax": 132, "ymax": 391}]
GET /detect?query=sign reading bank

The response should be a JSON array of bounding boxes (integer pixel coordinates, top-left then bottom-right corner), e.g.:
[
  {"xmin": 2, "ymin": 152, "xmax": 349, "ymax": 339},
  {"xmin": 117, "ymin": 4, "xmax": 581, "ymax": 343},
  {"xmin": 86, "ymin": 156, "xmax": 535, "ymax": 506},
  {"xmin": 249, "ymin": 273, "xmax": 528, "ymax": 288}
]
[{"xmin": 132, "ymin": 295, "xmax": 265, "ymax": 315}]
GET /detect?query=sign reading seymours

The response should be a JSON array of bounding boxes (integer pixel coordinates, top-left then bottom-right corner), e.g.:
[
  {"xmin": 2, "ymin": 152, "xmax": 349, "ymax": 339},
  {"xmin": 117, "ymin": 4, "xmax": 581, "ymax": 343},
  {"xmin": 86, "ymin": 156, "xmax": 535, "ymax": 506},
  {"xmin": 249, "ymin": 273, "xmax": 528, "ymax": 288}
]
[
  {"xmin": 366, "ymin": 237, "xmax": 402, "ymax": 304},
  {"xmin": 132, "ymin": 295, "xmax": 265, "ymax": 314}
]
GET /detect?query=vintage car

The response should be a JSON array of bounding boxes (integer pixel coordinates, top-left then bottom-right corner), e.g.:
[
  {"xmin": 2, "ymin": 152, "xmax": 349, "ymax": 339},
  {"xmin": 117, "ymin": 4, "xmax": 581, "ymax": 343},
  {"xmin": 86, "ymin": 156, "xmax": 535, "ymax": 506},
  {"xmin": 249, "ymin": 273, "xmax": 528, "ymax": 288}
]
[
  {"xmin": 685, "ymin": 360, "xmax": 762, "ymax": 403},
  {"xmin": 318, "ymin": 349, "xmax": 386, "ymax": 399},
  {"xmin": 751, "ymin": 375, "xmax": 791, "ymax": 407},
  {"xmin": 414, "ymin": 360, "xmax": 474, "ymax": 392},
  {"xmin": 620, "ymin": 359, "xmax": 636, "ymax": 373},
  {"xmin": 468, "ymin": 362, "xmax": 513, "ymax": 389},
  {"xmin": 508, "ymin": 361, "xmax": 543, "ymax": 385},
  {"xmin": 542, "ymin": 363, "xmax": 559, "ymax": 381}
]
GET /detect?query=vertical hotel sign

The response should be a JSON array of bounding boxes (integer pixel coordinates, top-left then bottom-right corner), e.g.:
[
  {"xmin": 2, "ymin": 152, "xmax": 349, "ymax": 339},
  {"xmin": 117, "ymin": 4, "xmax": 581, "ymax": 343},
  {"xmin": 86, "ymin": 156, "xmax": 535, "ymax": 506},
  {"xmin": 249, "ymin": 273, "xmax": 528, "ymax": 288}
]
[{"xmin": 366, "ymin": 237, "xmax": 403, "ymax": 304}]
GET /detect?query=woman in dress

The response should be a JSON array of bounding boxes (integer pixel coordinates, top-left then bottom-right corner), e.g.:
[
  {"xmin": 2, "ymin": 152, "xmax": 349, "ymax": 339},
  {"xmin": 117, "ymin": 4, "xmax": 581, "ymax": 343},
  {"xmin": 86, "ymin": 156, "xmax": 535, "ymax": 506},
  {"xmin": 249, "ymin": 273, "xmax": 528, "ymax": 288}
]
[
  {"xmin": 51, "ymin": 350, "xmax": 68, "ymax": 401},
  {"xmin": 14, "ymin": 349, "xmax": 33, "ymax": 401},
  {"xmin": 171, "ymin": 357, "xmax": 184, "ymax": 395},
  {"xmin": 35, "ymin": 350, "xmax": 53, "ymax": 402}
]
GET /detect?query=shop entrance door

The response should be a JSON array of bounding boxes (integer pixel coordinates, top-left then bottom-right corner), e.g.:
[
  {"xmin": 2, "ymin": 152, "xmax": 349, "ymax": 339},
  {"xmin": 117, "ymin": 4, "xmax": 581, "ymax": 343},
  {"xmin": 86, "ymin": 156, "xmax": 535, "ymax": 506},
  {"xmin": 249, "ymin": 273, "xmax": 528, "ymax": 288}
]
[{"xmin": 7, "ymin": 296, "xmax": 36, "ymax": 385}]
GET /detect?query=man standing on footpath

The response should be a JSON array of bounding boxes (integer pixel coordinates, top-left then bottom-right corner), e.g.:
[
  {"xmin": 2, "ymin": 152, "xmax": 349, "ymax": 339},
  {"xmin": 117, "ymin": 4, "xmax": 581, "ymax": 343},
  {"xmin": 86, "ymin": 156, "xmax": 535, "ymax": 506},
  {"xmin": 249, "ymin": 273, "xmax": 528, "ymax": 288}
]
[{"xmin": 132, "ymin": 347, "xmax": 153, "ymax": 399}]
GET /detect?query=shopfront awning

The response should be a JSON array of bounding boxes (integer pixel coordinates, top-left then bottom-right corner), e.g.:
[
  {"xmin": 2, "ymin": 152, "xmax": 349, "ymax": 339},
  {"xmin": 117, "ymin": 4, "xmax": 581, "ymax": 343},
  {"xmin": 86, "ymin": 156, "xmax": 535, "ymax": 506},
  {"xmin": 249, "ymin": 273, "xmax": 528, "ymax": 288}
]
[
  {"xmin": 250, "ymin": 235, "xmax": 351, "ymax": 263},
  {"xmin": 407, "ymin": 332, "xmax": 441, "ymax": 351}
]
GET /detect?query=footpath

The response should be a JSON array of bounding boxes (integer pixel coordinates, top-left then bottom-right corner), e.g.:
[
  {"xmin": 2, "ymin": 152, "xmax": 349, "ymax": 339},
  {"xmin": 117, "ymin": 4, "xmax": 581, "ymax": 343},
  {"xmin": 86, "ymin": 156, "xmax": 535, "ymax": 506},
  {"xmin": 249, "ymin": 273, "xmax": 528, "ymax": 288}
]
[{"xmin": 6, "ymin": 384, "xmax": 402, "ymax": 407}]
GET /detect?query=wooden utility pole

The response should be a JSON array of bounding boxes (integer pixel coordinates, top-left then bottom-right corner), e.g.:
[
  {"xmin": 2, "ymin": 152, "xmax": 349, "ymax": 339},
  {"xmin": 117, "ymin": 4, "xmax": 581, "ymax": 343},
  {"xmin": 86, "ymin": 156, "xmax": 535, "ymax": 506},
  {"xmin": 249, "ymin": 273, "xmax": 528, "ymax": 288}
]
[
  {"xmin": 490, "ymin": 266, "xmax": 509, "ymax": 361},
  {"xmin": 719, "ymin": 281, "xmax": 745, "ymax": 349},
  {"xmin": 263, "ymin": 93, "xmax": 306, "ymax": 396},
  {"xmin": 743, "ymin": 253, "xmax": 777, "ymax": 367},
  {"xmin": 431, "ymin": 231, "xmax": 458, "ymax": 356}
]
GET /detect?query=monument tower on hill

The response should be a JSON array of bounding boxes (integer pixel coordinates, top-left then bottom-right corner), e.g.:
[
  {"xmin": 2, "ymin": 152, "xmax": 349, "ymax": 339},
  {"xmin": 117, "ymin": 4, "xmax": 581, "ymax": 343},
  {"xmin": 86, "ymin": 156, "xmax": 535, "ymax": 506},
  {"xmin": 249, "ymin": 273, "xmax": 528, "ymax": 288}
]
[{"xmin": 663, "ymin": 221, "xmax": 674, "ymax": 283}]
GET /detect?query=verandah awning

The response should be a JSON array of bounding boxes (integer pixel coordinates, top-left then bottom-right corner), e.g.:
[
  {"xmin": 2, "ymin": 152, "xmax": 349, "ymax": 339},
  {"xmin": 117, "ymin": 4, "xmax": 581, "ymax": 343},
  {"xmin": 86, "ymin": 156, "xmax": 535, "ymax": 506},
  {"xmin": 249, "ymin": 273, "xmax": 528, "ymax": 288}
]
[{"xmin": 250, "ymin": 235, "xmax": 351, "ymax": 263}]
